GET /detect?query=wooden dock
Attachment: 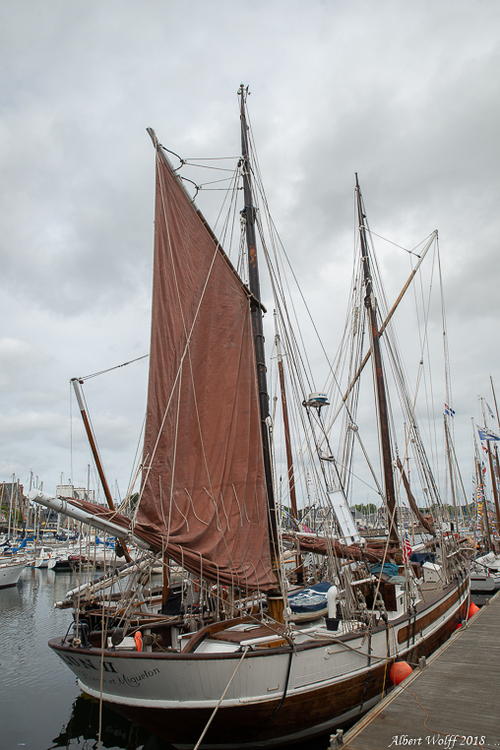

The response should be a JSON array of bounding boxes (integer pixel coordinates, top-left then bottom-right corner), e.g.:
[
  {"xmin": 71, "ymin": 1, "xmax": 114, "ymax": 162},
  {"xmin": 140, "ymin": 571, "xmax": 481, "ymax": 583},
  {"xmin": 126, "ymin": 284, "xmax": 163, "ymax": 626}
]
[{"xmin": 340, "ymin": 591, "xmax": 500, "ymax": 750}]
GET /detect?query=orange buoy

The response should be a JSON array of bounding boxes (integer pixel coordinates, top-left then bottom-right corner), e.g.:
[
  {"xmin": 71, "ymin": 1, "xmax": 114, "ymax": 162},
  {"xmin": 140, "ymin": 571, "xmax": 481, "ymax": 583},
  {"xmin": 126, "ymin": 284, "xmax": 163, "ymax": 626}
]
[
  {"xmin": 134, "ymin": 631, "xmax": 143, "ymax": 651},
  {"xmin": 389, "ymin": 661, "xmax": 413, "ymax": 685},
  {"xmin": 468, "ymin": 602, "xmax": 480, "ymax": 619}
]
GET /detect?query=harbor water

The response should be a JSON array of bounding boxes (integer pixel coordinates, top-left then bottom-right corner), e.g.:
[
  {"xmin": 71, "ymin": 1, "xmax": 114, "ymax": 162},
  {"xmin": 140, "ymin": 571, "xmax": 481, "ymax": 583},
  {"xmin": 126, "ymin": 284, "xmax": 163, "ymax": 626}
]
[{"xmin": 1, "ymin": 567, "xmax": 330, "ymax": 750}]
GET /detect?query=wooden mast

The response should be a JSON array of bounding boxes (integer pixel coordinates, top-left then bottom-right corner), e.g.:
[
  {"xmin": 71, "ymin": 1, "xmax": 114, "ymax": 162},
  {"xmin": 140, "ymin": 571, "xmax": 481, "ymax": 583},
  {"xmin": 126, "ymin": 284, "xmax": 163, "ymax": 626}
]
[
  {"xmin": 355, "ymin": 175, "xmax": 399, "ymax": 547},
  {"xmin": 326, "ymin": 231, "xmax": 438, "ymax": 431},
  {"xmin": 274, "ymin": 313, "xmax": 304, "ymax": 584},
  {"xmin": 443, "ymin": 414, "xmax": 460, "ymax": 534},
  {"xmin": 239, "ymin": 87, "xmax": 282, "ymax": 614},
  {"xmin": 489, "ymin": 376, "xmax": 500, "ymax": 549},
  {"xmin": 71, "ymin": 378, "xmax": 116, "ymax": 512},
  {"xmin": 477, "ymin": 458, "xmax": 492, "ymax": 552},
  {"xmin": 486, "ymin": 444, "xmax": 500, "ymax": 551},
  {"xmin": 480, "ymin": 398, "xmax": 500, "ymax": 551},
  {"xmin": 71, "ymin": 377, "xmax": 132, "ymax": 563},
  {"xmin": 396, "ymin": 456, "xmax": 435, "ymax": 536},
  {"xmin": 490, "ymin": 375, "xmax": 500, "ymax": 430},
  {"xmin": 472, "ymin": 417, "xmax": 493, "ymax": 551}
]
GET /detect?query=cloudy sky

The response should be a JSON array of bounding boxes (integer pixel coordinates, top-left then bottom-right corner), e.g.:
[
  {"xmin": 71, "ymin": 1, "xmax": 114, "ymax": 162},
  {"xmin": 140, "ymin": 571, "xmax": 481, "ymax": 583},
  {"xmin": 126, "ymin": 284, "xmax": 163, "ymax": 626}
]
[{"xmin": 1, "ymin": 0, "xmax": 499, "ymax": 507}]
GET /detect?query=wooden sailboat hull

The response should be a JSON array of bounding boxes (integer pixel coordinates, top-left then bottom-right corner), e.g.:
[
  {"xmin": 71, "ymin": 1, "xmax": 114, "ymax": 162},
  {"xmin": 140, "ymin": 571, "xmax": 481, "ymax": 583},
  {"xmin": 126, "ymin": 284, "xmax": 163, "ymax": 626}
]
[{"xmin": 48, "ymin": 577, "xmax": 468, "ymax": 748}]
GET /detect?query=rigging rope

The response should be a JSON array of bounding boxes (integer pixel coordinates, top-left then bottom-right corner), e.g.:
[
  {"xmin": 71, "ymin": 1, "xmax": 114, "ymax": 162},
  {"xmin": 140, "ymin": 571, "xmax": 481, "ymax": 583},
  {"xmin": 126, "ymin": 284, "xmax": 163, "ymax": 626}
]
[{"xmin": 78, "ymin": 354, "xmax": 149, "ymax": 381}]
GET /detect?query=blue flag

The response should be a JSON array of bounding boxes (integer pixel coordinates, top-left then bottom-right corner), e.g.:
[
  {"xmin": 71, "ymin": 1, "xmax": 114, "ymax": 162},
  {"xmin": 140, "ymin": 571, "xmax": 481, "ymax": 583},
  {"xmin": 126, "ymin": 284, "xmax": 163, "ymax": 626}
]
[{"xmin": 477, "ymin": 426, "xmax": 500, "ymax": 442}]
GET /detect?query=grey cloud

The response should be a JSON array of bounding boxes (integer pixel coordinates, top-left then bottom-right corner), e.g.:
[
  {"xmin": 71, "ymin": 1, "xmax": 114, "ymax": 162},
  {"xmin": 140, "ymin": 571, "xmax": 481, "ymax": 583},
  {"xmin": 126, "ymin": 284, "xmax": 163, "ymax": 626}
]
[{"xmin": 1, "ymin": 0, "xmax": 499, "ymax": 496}]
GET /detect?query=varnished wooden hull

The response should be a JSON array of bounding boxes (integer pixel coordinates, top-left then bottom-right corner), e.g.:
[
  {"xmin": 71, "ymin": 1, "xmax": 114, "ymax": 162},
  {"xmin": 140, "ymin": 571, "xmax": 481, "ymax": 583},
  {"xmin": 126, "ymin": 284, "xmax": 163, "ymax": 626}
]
[{"xmin": 49, "ymin": 577, "xmax": 469, "ymax": 749}]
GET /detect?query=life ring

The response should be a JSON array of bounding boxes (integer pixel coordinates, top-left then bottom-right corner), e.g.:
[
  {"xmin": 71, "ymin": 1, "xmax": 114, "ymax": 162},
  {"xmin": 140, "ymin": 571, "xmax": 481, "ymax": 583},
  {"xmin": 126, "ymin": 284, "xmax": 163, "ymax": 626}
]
[{"xmin": 134, "ymin": 631, "xmax": 143, "ymax": 652}]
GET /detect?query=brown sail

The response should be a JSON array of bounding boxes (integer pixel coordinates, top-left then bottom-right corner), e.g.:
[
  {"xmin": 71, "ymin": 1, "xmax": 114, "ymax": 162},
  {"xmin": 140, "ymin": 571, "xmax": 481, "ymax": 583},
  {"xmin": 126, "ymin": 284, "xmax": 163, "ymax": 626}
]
[{"xmin": 135, "ymin": 144, "xmax": 276, "ymax": 592}]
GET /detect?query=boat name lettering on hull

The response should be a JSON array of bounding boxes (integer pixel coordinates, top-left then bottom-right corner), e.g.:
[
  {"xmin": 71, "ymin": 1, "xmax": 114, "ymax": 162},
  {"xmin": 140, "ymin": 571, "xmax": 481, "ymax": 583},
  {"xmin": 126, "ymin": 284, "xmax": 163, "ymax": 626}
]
[
  {"xmin": 117, "ymin": 668, "xmax": 160, "ymax": 687},
  {"xmin": 59, "ymin": 653, "xmax": 118, "ymax": 673},
  {"xmin": 58, "ymin": 653, "xmax": 160, "ymax": 687}
]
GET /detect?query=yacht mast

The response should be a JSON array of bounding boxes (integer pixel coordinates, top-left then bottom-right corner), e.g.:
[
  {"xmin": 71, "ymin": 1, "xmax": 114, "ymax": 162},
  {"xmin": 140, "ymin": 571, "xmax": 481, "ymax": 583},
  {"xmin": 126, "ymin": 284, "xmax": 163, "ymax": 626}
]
[
  {"xmin": 480, "ymin": 397, "xmax": 500, "ymax": 551},
  {"xmin": 355, "ymin": 174, "xmax": 399, "ymax": 547},
  {"xmin": 274, "ymin": 313, "xmax": 303, "ymax": 583},
  {"xmin": 238, "ymin": 86, "xmax": 281, "ymax": 579}
]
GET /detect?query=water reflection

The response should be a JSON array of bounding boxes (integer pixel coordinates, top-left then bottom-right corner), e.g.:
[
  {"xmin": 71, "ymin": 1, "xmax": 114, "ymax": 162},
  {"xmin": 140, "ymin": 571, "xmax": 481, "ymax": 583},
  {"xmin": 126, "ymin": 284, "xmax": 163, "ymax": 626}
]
[
  {"xmin": 0, "ymin": 579, "xmax": 23, "ymax": 608},
  {"xmin": 50, "ymin": 694, "xmax": 175, "ymax": 750},
  {"xmin": 50, "ymin": 692, "xmax": 330, "ymax": 750}
]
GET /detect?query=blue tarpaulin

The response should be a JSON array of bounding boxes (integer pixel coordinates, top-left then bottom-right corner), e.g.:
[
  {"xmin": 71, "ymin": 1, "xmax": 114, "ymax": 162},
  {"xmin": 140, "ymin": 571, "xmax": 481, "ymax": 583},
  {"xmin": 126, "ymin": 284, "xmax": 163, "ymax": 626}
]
[{"xmin": 288, "ymin": 581, "xmax": 333, "ymax": 614}]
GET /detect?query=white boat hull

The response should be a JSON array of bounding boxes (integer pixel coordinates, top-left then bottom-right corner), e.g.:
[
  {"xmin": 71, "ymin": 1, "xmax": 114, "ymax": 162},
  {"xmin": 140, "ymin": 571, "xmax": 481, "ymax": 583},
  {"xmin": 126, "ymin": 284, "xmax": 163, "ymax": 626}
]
[{"xmin": 0, "ymin": 557, "xmax": 27, "ymax": 588}]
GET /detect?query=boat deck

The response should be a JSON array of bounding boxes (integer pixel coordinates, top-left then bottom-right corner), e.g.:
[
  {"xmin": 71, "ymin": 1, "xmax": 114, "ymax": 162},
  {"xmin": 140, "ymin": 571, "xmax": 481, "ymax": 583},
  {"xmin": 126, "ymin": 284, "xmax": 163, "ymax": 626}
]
[
  {"xmin": 208, "ymin": 621, "xmax": 286, "ymax": 644},
  {"xmin": 341, "ymin": 590, "xmax": 500, "ymax": 749}
]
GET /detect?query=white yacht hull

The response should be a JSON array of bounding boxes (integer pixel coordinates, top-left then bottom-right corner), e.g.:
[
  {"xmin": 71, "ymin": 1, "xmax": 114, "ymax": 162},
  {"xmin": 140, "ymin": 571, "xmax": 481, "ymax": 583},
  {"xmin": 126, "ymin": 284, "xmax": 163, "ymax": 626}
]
[{"xmin": 0, "ymin": 556, "xmax": 27, "ymax": 588}]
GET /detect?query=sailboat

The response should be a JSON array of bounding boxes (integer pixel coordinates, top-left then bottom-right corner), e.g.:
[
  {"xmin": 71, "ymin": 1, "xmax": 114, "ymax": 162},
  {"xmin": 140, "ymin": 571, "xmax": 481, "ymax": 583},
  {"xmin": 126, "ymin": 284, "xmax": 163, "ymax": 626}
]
[{"xmin": 29, "ymin": 87, "xmax": 470, "ymax": 749}]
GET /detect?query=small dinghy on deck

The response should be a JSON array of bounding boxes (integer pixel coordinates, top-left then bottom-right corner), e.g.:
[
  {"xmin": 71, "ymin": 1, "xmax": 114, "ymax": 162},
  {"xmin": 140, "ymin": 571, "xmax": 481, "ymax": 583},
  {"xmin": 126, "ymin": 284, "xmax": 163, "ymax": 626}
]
[{"xmin": 287, "ymin": 581, "xmax": 333, "ymax": 622}]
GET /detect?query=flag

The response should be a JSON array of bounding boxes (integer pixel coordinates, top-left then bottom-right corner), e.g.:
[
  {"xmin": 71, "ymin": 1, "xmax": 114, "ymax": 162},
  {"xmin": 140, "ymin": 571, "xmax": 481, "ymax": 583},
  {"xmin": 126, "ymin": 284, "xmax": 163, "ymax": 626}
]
[
  {"xmin": 444, "ymin": 403, "xmax": 455, "ymax": 418},
  {"xmin": 477, "ymin": 426, "xmax": 500, "ymax": 442},
  {"xmin": 486, "ymin": 401, "xmax": 495, "ymax": 418},
  {"xmin": 402, "ymin": 532, "xmax": 412, "ymax": 563}
]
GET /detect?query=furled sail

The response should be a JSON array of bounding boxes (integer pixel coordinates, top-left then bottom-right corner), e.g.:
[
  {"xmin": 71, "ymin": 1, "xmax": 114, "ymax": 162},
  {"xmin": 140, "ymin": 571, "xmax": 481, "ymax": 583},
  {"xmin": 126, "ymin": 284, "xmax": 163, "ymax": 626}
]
[
  {"xmin": 281, "ymin": 533, "xmax": 397, "ymax": 563},
  {"xmin": 136, "ymin": 143, "xmax": 276, "ymax": 592}
]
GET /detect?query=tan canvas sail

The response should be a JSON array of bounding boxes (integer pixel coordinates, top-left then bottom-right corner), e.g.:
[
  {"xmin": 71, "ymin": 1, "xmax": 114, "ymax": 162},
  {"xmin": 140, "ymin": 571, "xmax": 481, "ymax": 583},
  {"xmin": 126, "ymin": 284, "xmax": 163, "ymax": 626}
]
[{"xmin": 135, "ymin": 144, "xmax": 276, "ymax": 592}]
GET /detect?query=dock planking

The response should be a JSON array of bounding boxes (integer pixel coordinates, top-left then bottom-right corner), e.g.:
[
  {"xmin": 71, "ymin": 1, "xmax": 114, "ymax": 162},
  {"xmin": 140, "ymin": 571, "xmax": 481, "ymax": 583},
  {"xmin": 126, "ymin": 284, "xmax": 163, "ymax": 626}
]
[{"xmin": 341, "ymin": 590, "xmax": 500, "ymax": 749}]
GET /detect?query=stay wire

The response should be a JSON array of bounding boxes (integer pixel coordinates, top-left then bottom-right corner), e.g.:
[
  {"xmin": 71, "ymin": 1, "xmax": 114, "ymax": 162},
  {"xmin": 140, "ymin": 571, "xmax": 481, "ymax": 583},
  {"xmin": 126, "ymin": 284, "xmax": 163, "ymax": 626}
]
[{"xmin": 78, "ymin": 354, "xmax": 149, "ymax": 381}]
